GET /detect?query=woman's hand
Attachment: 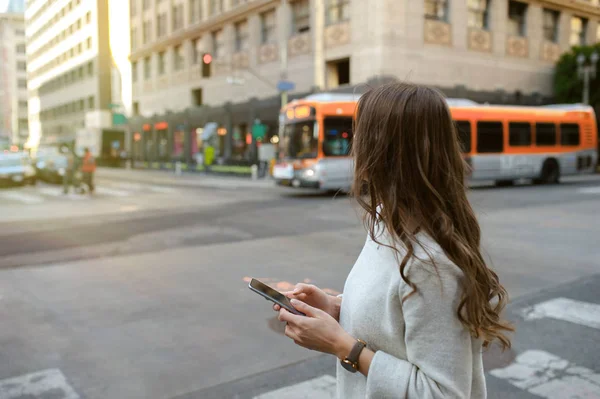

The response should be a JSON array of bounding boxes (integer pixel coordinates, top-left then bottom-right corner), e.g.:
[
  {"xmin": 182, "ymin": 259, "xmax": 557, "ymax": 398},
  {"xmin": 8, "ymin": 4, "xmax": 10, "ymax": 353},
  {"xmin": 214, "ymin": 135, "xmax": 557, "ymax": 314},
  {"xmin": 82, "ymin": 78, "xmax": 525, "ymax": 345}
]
[
  {"xmin": 272, "ymin": 283, "xmax": 341, "ymax": 321},
  {"xmin": 278, "ymin": 299, "xmax": 355, "ymax": 358}
]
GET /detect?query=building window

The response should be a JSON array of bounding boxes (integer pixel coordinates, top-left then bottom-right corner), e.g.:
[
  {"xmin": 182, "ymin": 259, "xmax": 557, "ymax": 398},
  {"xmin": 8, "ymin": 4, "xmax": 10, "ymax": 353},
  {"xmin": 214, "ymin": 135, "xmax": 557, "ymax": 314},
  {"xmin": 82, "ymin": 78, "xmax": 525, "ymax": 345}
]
[
  {"xmin": 172, "ymin": 4, "xmax": 184, "ymax": 31},
  {"xmin": 143, "ymin": 20, "xmax": 152, "ymax": 44},
  {"xmin": 260, "ymin": 10, "xmax": 276, "ymax": 44},
  {"xmin": 507, "ymin": 1, "xmax": 527, "ymax": 37},
  {"xmin": 234, "ymin": 20, "xmax": 249, "ymax": 51},
  {"xmin": 86, "ymin": 37, "xmax": 92, "ymax": 49},
  {"xmin": 130, "ymin": 0, "xmax": 137, "ymax": 17},
  {"xmin": 192, "ymin": 38, "xmax": 201, "ymax": 64},
  {"xmin": 157, "ymin": 13, "xmax": 167, "ymax": 37},
  {"xmin": 292, "ymin": 0, "xmax": 310, "ymax": 34},
  {"xmin": 144, "ymin": 56, "xmax": 151, "ymax": 79},
  {"xmin": 326, "ymin": 58, "xmax": 350, "ymax": 88},
  {"xmin": 16, "ymin": 43, "xmax": 25, "ymax": 53},
  {"xmin": 86, "ymin": 11, "xmax": 91, "ymax": 24},
  {"xmin": 17, "ymin": 61, "xmax": 26, "ymax": 71},
  {"xmin": 158, "ymin": 51, "xmax": 166, "ymax": 75},
  {"xmin": 174, "ymin": 45, "xmax": 184, "ymax": 70},
  {"xmin": 467, "ymin": 0, "xmax": 490, "ymax": 29},
  {"xmin": 231, "ymin": 0, "xmax": 247, "ymax": 6},
  {"xmin": 209, "ymin": 0, "xmax": 223, "ymax": 16},
  {"xmin": 132, "ymin": 61, "xmax": 138, "ymax": 82},
  {"xmin": 88, "ymin": 61, "xmax": 94, "ymax": 75},
  {"xmin": 189, "ymin": 0, "xmax": 202, "ymax": 23},
  {"xmin": 212, "ymin": 30, "xmax": 224, "ymax": 57},
  {"xmin": 327, "ymin": 0, "xmax": 350, "ymax": 25},
  {"xmin": 15, "ymin": 29, "xmax": 25, "ymax": 36},
  {"xmin": 131, "ymin": 27, "xmax": 138, "ymax": 50},
  {"xmin": 18, "ymin": 79, "xmax": 27, "ymax": 88},
  {"xmin": 424, "ymin": 0, "xmax": 448, "ymax": 22},
  {"xmin": 570, "ymin": 16, "xmax": 588, "ymax": 46},
  {"xmin": 88, "ymin": 96, "xmax": 95, "ymax": 109},
  {"xmin": 543, "ymin": 9, "xmax": 559, "ymax": 43},
  {"xmin": 143, "ymin": 0, "xmax": 151, "ymax": 10}
]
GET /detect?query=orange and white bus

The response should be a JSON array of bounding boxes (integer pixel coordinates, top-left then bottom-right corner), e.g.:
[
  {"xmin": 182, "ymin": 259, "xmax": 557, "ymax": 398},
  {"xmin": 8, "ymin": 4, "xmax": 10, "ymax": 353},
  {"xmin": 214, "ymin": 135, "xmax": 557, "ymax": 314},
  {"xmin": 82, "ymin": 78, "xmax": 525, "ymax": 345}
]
[{"xmin": 272, "ymin": 94, "xmax": 598, "ymax": 190}]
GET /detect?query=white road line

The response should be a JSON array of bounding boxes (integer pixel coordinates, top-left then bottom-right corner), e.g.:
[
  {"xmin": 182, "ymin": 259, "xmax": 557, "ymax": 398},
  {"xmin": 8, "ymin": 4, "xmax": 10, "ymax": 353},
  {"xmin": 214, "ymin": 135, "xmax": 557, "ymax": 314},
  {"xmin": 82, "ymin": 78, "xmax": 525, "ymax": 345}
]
[
  {"xmin": 95, "ymin": 187, "xmax": 131, "ymax": 197},
  {"xmin": 0, "ymin": 369, "xmax": 80, "ymax": 399},
  {"xmin": 521, "ymin": 297, "xmax": 600, "ymax": 330},
  {"xmin": 0, "ymin": 191, "xmax": 44, "ymax": 204},
  {"xmin": 37, "ymin": 186, "xmax": 64, "ymax": 197},
  {"xmin": 253, "ymin": 375, "xmax": 336, "ymax": 399},
  {"xmin": 579, "ymin": 186, "xmax": 600, "ymax": 194},
  {"xmin": 148, "ymin": 185, "xmax": 176, "ymax": 193},
  {"xmin": 489, "ymin": 350, "xmax": 600, "ymax": 398}
]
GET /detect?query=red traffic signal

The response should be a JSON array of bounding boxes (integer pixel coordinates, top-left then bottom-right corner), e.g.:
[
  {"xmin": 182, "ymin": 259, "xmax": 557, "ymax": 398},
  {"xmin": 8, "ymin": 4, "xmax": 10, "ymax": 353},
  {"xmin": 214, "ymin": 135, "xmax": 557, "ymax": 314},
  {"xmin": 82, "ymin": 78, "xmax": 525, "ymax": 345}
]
[{"xmin": 202, "ymin": 53, "xmax": 212, "ymax": 64}]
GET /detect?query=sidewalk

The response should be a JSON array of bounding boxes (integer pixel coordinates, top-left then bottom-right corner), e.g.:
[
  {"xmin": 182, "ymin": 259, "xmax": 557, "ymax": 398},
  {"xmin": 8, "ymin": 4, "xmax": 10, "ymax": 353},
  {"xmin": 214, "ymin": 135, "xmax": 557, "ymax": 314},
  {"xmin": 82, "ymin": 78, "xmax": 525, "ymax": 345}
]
[{"xmin": 96, "ymin": 167, "xmax": 276, "ymax": 190}]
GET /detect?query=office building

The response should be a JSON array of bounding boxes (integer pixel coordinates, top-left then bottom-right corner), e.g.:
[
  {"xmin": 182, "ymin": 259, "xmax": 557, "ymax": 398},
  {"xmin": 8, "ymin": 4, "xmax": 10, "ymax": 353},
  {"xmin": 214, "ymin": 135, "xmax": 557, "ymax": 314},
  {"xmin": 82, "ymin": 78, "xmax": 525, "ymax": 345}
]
[
  {"xmin": 128, "ymin": 0, "xmax": 600, "ymax": 164},
  {"xmin": 0, "ymin": 0, "xmax": 27, "ymax": 146}
]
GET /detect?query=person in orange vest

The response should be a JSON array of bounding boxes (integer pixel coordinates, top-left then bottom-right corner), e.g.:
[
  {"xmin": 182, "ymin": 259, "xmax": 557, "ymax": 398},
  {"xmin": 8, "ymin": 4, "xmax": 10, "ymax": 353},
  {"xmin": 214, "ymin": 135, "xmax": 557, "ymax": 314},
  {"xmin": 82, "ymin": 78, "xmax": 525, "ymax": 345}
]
[{"xmin": 81, "ymin": 147, "xmax": 96, "ymax": 194}]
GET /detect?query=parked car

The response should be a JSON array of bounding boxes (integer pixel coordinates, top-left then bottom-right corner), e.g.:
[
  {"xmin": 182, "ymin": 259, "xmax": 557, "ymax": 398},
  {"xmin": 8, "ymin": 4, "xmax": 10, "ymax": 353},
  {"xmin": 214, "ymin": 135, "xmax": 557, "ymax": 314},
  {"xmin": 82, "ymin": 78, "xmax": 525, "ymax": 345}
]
[
  {"xmin": 0, "ymin": 154, "xmax": 37, "ymax": 186},
  {"xmin": 36, "ymin": 154, "xmax": 68, "ymax": 184}
]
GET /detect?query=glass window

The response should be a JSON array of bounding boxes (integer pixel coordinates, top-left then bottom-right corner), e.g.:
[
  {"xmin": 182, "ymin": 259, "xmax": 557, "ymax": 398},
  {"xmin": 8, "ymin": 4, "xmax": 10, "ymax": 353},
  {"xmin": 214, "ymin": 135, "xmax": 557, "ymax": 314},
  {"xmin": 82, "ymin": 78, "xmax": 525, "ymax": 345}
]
[
  {"xmin": 143, "ymin": 20, "xmax": 152, "ymax": 44},
  {"xmin": 509, "ymin": 122, "xmax": 532, "ymax": 146},
  {"xmin": 283, "ymin": 122, "xmax": 319, "ymax": 159},
  {"xmin": 174, "ymin": 45, "xmax": 184, "ymax": 71},
  {"xmin": 88, "ymin": 96, "xmax": 95, "ymax": 109},
  {"xmin": 570, "ymin": 16, "xmax": 588, "ymax": 46},
  {"xmin": 86, "ymin": 11, "xmax": 91, "ymax": 24},
  {"xmin": 132, "ymin": 61, "xmax": 138, "ymax": 82},
  {"xmin": 477, "ymin": 122, "xmax": 504, "ymax": 153},
  {"xmin": 158, "ymin": 51, "xmax": 166, "ymax": 75},
  {"xmin": 144, "ymin": 56, "xmax": 151, "ymax": 79},
  {"xmin": 560, "ymin": 123, "xmax": 580, "ymax": 146},
  {"xmin": 212, "ymin": 29, "xmax": 223, "ymax": 57},
  {"xmin": 16, "ymin": 44, "xmax": 26, "ymax": 53},
  {"xmin": 507, "ymin": 1, "xmax": 527, "ymax": 37},
  {"xmin": 467, "ymin": 0, "xmax": 489, "ymax": 29},
  {"xmin": 18, "ymin": 79, "xmax": 27, "ymax": 88},
  {"xmin": 143, "ymin": 0, "xmax": 151, "ymax": 10},
  {"xmin": 235, "ymin": 20, "xmax": 249, "ymax": 51},
  {"xmin": 172, "ymin": 4, "xmax": 184, "ymax": 31},
  {"xmin": 130, "ymin": 27, "xmax": 137, "ymax": 50},
  {"xmin": 293, "ymin": 0, "xmax": 310, "ymax": 34},
  {"xmin": 327, "ymin": 0, "xmax": 350, "ymax": 25},
  {"xmin": 535, "ymin": 123, "xmax": 557, "ymax": 146},
  {"xmin": 455, "ymin": 120, "xmax": 472, "ymax": 153},
  {"xmin": 209, "ymin": 0, "xmax": 223, "ymax": 16},
  {"xmin": 424, "ymin": 0, "xmax": 448, "ymax": 22},
  {"xmin": 261, "ymin": 10, "xmax": 277, "ymax": 44},
  {"xmin": 323, "ymin": 117, "xmax": 353, "ymax": 156},
  {"xmin": 157, "ymin": 13, "xmax": 167, "ymax": 37},
  {"xmin": 543, "ymin": 9, "xmax": 559, "ymax": 42},
  {"xmin": 189, "ymin": 0, "xmax": 202, "ymax": 23}
]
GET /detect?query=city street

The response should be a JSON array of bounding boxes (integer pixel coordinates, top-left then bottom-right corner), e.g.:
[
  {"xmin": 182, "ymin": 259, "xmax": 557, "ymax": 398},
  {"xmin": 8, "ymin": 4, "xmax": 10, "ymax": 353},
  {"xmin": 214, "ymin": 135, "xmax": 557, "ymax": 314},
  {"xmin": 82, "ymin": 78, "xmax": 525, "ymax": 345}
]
[{"xmin": 0, "ymin": 173, "xmax": 599, "ymax": 399}]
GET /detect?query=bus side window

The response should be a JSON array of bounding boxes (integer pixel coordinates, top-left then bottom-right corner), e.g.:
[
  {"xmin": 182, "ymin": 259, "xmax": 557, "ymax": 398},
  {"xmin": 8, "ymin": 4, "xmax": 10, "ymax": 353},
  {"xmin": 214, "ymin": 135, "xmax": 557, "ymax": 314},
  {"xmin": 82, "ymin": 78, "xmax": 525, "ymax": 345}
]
[
  {"xmin": 535, "ymin": 123, "xmax": 557, "ymax": 146},
  {"xmin": 560, "ymin": 123, "xmax": 580, "ymax": 146},
  {"xmin": 476, "ymin": 122, "xmax": 503, "ymax": 153},
  {"xmin": 454, "ymin": 120, "xmax": 471, "ymax": 153},
  {"xmin": 509, "ymin": 122, "xmax": 532, "ymax": 146}
]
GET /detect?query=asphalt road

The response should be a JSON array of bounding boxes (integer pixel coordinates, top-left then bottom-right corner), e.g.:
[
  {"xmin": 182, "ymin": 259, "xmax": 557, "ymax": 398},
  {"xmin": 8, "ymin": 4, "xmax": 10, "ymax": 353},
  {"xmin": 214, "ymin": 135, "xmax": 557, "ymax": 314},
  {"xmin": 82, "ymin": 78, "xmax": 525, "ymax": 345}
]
[{"xmin": 0, "ymin": 175, "xmax": 598, "ymax": 399}]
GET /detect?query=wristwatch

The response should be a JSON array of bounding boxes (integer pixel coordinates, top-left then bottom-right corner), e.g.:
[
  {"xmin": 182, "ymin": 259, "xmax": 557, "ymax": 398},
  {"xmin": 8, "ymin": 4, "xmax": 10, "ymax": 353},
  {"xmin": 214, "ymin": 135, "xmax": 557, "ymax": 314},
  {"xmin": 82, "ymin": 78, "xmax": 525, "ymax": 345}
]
[{"xmin": 340, "ymin": 339, "xmax": 367, "ymax": 373}]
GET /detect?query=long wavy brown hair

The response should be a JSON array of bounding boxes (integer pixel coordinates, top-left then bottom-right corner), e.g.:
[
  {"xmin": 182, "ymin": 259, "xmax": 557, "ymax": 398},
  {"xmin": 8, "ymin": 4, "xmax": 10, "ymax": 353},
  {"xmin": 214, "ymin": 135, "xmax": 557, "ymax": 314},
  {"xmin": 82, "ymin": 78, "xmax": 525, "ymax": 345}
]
[{"xmin": 351, "ymin": 82, "xmax": 513, "ymax": 349}]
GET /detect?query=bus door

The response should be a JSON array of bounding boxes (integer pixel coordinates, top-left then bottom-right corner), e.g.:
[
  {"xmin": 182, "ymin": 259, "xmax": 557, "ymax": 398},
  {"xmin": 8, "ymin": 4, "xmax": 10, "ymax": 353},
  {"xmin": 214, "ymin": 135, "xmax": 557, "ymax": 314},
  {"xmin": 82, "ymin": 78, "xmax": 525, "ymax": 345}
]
[{"xmin": 506, "ymin": 122, "xmax": 535, "ymax": 178}]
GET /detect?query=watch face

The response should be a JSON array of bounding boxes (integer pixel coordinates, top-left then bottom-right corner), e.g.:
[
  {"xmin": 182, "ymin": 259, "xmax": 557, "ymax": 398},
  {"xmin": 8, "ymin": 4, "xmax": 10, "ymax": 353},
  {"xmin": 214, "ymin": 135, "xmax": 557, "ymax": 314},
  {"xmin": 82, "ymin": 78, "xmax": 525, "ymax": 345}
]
[{"xmin": 341, "ymin": 359, "xmax": 358, "ymax": 373}]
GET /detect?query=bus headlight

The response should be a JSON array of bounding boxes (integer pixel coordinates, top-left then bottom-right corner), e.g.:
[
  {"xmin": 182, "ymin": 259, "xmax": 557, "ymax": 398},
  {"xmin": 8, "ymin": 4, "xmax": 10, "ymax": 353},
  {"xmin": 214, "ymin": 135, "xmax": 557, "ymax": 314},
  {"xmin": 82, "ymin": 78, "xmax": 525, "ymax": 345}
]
[{"xmin": 301, "ymin": 167, "xmax": 317, "ymax": 179}]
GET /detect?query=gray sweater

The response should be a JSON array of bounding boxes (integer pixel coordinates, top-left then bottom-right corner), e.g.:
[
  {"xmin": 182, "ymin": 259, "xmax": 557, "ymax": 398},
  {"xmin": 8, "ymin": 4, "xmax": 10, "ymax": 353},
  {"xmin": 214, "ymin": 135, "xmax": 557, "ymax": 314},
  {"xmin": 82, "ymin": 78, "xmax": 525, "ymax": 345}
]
[{"xmin": 336, "ymin": 231, "xmax": 486, "ymax": 398}]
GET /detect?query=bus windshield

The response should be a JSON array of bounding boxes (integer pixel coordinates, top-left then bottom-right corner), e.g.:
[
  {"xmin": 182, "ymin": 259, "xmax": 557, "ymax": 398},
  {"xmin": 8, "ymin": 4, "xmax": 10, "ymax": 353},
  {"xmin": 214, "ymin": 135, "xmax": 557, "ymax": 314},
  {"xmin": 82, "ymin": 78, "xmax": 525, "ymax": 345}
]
[{"xmin": 281, "ymin": 121, "xmax": 318, "ymax": 159}]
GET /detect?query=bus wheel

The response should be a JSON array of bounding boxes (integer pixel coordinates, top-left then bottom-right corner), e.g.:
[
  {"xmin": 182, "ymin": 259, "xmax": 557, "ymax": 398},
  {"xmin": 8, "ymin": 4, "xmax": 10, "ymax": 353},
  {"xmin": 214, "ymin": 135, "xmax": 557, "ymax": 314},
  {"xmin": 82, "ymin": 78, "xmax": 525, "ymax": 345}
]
[
  {"xmin": 495, "ymin": 180, "xmax": 514, "ymax": 187},
  {"xmin": 535, "ymin": 158, "xmax": 560, "ymax": 185}
]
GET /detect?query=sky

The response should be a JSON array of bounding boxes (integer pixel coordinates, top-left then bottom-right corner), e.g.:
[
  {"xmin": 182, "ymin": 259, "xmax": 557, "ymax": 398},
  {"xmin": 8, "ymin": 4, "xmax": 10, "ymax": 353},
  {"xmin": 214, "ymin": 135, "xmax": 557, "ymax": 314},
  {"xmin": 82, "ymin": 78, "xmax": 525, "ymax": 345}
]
[{"xmin": 0, "ymin": 0, "xmax": 8, "ymax": 13}]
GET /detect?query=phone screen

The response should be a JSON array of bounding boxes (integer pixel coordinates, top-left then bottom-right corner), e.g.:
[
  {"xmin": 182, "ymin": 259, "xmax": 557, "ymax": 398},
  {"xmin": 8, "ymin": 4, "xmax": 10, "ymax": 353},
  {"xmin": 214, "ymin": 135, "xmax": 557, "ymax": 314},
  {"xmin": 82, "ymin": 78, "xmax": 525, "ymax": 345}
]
[{"xmin": 249, "ymin": 278, "xmax": 303, "ymax": 315}]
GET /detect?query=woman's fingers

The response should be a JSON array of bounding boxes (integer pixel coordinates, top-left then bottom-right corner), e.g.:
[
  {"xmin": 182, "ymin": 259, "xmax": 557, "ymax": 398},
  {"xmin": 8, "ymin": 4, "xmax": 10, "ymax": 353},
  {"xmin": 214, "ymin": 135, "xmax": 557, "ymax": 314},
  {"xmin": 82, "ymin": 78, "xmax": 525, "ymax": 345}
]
[
  {"xmin": 293, "ymin": 283, "xmax": 317, "ymax": 294},
  {"xmin": 272, "ymin": 303, "xmax": 281, "ymax": 311}
]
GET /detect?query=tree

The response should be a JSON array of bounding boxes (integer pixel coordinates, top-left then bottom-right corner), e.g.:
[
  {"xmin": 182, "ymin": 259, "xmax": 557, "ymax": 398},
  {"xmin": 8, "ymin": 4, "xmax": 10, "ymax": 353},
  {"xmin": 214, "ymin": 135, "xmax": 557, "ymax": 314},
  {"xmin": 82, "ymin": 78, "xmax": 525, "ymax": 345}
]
[{"xmin": 554, "ymin": 44, "xmax": 600, "ymax": 107}]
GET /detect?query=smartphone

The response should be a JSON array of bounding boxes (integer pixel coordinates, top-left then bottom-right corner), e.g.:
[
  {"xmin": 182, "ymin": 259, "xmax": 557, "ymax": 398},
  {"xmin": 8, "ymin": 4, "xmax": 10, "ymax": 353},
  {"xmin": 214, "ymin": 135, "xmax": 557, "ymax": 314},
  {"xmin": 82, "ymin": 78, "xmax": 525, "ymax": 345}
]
[{"xmin": 248, "ymin": 278, "xmax": 305, "ymax": 316}]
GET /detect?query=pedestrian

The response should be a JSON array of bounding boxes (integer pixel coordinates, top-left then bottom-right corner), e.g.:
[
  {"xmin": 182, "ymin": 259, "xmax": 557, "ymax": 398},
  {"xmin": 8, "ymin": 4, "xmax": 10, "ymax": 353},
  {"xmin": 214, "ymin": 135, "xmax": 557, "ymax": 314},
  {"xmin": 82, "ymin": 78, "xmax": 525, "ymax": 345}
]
[
  {"xmin": 273, "ymin": 82, "xmax": 513, "ymax": 398},
  {"xmin": 63, "ymin": 150, "xmax": 77, "ymax": 194},
  {"xmin": 81, "ymin": 147, "xmax": 96, "ymax": 194}
]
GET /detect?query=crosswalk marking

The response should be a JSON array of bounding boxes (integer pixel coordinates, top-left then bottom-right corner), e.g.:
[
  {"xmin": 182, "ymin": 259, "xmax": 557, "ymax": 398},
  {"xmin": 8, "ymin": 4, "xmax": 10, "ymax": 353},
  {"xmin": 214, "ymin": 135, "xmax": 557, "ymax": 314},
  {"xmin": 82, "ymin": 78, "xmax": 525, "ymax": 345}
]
[
  {"xmin": 489, "ymin": 350, "xmax": 600, "ymax": 398},
  {"xmin": 0, "ymin": 369, "xmax": 80, "ymax": 399},
  {"xmin": 521, "ymin": 297, "xmax": 600, "ymax": 330},
  {"xmin": 36, "ymin": 186, "xmax": 64, "ymax": 197},
  {"xmin": 0, "ymin": 191, "xmax": 44, "ymax": 204},
  {"xmin": 253, "ymin": 375, "xmax": 336, "ymax": 399},
  {"xmin": 94, "ymin": 187, "xmax": 131, "ymax": 197}
]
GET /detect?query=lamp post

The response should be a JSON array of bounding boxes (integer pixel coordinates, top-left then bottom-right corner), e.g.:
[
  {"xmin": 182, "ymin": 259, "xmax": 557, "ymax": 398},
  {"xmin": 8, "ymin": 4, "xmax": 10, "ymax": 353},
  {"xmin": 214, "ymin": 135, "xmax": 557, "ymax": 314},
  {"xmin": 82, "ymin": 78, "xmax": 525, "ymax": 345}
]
[{"xmin": 577, "ymin": 51, "xmax": 599, "ymax": 105}]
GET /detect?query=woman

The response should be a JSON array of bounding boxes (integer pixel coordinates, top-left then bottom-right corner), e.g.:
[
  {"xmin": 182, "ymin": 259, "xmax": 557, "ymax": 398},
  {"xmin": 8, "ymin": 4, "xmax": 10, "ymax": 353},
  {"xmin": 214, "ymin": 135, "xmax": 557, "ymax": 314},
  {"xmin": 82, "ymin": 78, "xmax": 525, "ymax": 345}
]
[{"xmin": 274, "ymin": 82, "xmax": 513, "ymax": 398}]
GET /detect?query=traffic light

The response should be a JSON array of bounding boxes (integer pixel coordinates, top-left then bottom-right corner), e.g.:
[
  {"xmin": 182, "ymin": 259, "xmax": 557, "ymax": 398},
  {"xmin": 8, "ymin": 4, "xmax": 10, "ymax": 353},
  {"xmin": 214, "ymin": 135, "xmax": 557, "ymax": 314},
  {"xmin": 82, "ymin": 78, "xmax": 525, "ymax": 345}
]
[{"xmin": 202, "ymin": 53, "xmax": 212, "ymax": 78}]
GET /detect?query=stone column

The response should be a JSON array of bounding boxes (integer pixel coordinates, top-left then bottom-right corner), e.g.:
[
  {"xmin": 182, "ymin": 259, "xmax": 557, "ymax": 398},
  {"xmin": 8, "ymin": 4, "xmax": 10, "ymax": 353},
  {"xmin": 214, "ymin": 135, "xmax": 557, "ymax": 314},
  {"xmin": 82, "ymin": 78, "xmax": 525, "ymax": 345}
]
[
  {"xmin": 490, "ymin": 0, "xmax": 508, "ymax": 57},
  {"xmin": 527, "ymin": 3, "xmax": 543, "ymax": 61},
  {"xmin": 450, "ymin": 0, "xmax": 468, "ymax": 51}
]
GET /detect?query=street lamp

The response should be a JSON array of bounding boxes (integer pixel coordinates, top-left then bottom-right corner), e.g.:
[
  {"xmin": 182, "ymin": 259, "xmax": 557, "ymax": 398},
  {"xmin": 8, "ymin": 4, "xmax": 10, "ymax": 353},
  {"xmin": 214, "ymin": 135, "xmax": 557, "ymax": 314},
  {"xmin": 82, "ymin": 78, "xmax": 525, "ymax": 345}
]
[{"xmin": 576, "ymin": 51, "xmax": 599, "ymax": 105}]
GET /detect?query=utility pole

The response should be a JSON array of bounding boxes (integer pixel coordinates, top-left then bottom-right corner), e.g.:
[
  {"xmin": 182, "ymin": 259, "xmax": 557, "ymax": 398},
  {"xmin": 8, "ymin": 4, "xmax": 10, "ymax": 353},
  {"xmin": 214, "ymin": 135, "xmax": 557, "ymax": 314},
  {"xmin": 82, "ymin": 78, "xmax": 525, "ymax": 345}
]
[
  {"xmin": 577, "ymin": 51, "xmax": 599, "ymax": 105},
  {"xmin": 279, "ymin": 0, "xmax": 290, "ymax": 108}
]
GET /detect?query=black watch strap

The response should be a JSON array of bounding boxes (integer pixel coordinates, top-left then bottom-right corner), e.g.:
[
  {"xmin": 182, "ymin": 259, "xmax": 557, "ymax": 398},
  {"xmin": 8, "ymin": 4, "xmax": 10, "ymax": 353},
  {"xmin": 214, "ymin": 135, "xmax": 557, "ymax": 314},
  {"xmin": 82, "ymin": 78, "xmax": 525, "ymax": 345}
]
[{"xmin": 341, "ymin": 339, "xmax": 367, "ymax": 373}]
